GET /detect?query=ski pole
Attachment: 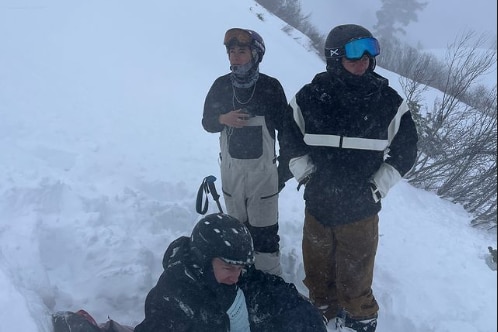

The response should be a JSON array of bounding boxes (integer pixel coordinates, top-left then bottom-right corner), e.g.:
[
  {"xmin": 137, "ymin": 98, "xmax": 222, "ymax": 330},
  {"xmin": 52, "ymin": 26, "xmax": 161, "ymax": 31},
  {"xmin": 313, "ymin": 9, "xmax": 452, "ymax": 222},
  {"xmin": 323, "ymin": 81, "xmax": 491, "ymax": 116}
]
[
  {"xmin": 205, "ymin": 175, "xmax": 223, "ymax": 213},
  {"xmin": 196, "ymin": 175, "xmax": 224, "ymax": 215}
]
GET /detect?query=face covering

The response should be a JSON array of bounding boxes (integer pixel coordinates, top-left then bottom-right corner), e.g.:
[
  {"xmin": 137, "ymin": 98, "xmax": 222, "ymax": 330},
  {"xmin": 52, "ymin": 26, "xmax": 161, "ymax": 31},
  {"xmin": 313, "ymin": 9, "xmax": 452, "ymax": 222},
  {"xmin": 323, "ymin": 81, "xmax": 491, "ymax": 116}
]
[{"xmin": 230, "ymin": 61, "xmax": 259, "ymax": 88}]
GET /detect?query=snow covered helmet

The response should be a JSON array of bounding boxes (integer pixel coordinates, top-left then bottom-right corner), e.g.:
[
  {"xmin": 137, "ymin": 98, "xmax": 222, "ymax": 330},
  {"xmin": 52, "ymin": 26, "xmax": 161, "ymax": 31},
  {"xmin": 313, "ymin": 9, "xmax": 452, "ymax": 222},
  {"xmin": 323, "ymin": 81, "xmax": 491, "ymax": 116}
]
[
  {"xmin": 324, "ymin": 24, "xmax": 379, "ymax": 73},
  {"xmin": 224, "ymin": 28, "xmax": 266, "ymax": 63},
  {"xmin": 190, "ymin": 213, "xmax": 255, "ymax": 266}
]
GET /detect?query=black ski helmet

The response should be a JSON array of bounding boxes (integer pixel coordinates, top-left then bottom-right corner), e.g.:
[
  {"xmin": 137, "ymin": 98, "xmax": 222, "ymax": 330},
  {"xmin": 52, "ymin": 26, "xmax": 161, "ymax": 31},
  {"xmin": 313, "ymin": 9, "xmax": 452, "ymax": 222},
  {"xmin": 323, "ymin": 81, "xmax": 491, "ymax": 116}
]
[
  {"xmin": 224, "ymin": 28, "xmax": 266, "ymax": 63},
  {"xmin": 325, "ymin": 24, "xmax": 375, "ymax": 60},
  {"xmin": 190, "ymin": 213, "xmax": 255, "ymax": 266},
  {"xmin": 324, "ymin": 24, "xmax": 378, "ymax": 75}
]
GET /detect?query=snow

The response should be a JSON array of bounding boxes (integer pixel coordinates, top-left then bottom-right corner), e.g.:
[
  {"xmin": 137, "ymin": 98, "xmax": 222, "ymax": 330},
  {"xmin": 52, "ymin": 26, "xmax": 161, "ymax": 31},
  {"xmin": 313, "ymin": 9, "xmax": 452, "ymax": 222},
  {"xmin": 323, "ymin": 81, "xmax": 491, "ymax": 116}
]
[{"xmin": 0, "ymin": 0, "xmax": 496, "ymax": 331}]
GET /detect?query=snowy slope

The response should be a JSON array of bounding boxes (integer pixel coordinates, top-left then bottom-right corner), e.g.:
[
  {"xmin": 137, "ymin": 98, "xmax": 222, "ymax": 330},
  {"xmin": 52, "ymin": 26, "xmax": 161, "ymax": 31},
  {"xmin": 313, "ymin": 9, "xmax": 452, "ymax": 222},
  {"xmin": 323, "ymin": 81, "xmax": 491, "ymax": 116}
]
[{"xmin": 0, "ymin": 1, "xmax": 496, "ymax": 331}]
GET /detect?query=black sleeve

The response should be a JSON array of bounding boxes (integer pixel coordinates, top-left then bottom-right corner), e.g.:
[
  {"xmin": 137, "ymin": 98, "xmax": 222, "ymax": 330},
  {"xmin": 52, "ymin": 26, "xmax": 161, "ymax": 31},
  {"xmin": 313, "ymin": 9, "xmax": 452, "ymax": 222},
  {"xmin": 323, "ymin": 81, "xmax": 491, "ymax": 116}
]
[
  {"xmin": 279, "ymin": 89, "xmax": 312, "ymax": 161},
  {"xmin": 240, "ymin": 267, "xmax": 326, "ymax": 332},
  {"xmin": 267, "ymin": 78, "xmax": 294, "ymax": 186},
  {"xmin": 134, "ymin": 284, "xmax": 192, "ymax": 332},
  {"xmin": 202, "ymin": 77, "xmax": 229, "ymax": 133},
  {"xmin": 386, "ymin": 110, "xmax": 419, "ymax": 176},
  {"xmin": 270, "ymin": 78, "xmax": 289, "ymax": 134},
  {"xmin": 271, "ymin": 302, "xmax": 327, "ymax": 332}
]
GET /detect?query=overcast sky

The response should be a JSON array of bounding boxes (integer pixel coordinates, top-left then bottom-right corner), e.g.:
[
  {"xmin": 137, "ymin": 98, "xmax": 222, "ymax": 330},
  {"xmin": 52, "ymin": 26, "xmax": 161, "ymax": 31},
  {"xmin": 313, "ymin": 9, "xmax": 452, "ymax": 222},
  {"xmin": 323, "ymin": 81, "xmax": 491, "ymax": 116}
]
[{"xmin": 301, "ymin": 0, "xmax": 497, "ymax": 49}]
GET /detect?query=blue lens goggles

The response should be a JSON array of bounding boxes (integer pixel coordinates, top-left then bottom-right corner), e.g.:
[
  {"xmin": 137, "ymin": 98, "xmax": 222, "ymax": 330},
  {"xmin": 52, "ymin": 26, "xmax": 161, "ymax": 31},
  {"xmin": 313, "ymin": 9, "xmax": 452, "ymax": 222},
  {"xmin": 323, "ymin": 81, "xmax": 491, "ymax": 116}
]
[{"xmin": 343, "ymin": 37, "xmax": 380, "ymax": 60}]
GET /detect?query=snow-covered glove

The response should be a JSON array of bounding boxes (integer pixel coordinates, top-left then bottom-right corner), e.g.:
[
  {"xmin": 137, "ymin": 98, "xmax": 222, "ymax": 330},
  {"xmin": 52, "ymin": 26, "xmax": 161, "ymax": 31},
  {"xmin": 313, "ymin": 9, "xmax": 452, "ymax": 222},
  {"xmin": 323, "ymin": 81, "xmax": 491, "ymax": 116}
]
[
  {"xmin": 289, "ymin": 154, "xmax": 316, "ymax": 191},
  {"xmin": 370, "ymin": 183, "xmax": 382, "ymax": 203},
  {"xmin": 369, "ymin": 162, "xmax": 402, "ymax": 203},
  {"xmin": 297, "ymin": 174, "xmax": 312, "ymax": 191}
]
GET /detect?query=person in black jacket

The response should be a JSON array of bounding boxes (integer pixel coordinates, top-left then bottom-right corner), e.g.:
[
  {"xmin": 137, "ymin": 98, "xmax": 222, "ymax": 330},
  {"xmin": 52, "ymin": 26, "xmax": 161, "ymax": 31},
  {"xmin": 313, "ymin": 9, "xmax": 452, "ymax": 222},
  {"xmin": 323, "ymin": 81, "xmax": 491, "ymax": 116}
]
[
  {"xmin": 202, "ymin": 28, "xmax": 292, "ymax": 276},
  {"xmin": 134, "ymin": 213, "xmax": 326, "ymax": 332},
  {"xmin": 280, "ymin": 24, "xmax": 418, "ymax": 332}
]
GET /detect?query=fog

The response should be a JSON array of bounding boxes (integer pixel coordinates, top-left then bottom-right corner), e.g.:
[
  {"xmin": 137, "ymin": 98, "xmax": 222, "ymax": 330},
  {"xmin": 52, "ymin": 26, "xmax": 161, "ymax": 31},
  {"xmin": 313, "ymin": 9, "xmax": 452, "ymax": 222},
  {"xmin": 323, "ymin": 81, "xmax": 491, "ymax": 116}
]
[{"xmin": 301, "ymin": 0, "xmax": 497, "ymax": 49}]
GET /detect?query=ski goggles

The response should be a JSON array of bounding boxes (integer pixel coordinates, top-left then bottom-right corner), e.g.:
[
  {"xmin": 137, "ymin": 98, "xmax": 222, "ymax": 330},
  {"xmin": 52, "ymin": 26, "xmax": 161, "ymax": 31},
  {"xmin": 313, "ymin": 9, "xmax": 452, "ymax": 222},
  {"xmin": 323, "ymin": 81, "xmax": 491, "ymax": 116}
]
[
  {"xmin": 326, "ymin": 37, "xmax": 380, "ymax": 60},
  {"xmin": 224, "ymin": 28, "xmax": 252, "ymax": 47}
]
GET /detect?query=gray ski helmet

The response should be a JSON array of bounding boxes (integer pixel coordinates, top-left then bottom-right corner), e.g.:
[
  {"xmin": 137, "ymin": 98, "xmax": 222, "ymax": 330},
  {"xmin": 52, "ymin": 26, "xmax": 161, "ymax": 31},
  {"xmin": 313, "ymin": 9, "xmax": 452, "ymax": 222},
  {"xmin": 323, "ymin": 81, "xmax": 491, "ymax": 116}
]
[
  {"xmin": 190, "ymin": 213, "xmax": 255, "ymax": 266},
  {"xmin": 325, "ymin": 24, "xmax": 375, "ymax": 59},
  {"xmin": 224, "ymin": 28, "xmax": 266, "ymax": 63}
]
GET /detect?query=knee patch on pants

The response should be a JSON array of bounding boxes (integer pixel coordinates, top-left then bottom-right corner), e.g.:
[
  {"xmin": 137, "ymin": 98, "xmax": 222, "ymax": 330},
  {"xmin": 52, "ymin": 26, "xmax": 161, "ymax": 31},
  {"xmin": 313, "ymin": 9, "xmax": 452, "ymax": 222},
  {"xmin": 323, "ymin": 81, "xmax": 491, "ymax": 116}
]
[{"xmin": 244, "ymin": 222, "xmax": 280, "ymax": 253}]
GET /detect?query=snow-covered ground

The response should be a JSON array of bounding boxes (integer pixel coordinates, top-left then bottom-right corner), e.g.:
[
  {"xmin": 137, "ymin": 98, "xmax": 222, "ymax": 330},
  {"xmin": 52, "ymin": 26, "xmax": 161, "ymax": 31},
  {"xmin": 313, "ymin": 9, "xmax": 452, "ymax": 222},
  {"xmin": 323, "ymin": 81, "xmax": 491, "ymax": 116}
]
[{"xmin": 0, "ymin": 1, "xmax": 496, "ymax": 331}]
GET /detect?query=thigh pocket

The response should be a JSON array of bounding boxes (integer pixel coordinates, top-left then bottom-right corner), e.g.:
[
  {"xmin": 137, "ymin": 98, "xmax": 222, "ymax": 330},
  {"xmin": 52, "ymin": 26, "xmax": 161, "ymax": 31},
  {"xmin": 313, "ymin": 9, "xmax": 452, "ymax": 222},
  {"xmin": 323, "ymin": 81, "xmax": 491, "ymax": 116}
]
[{"xmin": 249, "ymin": 193, "xmax": 278, "ymax": 227}]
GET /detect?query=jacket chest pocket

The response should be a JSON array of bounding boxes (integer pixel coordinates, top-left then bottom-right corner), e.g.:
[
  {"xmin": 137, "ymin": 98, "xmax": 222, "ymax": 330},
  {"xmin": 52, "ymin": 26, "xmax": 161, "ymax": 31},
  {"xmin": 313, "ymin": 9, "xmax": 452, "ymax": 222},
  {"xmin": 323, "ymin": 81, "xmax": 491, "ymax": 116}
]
[{"xmin": 229, "ymin": 126, "xmax": 263, "ymax": 159}]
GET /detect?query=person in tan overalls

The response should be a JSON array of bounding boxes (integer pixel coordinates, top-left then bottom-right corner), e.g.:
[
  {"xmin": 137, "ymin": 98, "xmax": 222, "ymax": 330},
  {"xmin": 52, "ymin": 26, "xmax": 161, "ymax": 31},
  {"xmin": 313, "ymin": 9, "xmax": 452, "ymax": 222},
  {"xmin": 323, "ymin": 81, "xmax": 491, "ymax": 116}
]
[{"xmin": 202, "ymin": 28, "xmax": 292, "ymax": 276}]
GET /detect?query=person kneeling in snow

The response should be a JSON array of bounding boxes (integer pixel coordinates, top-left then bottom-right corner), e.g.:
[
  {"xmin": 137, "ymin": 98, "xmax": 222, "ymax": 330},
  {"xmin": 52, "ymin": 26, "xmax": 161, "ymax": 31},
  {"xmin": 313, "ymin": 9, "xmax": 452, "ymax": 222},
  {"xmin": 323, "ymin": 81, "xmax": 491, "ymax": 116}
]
[{"xmin": 134, "ymin": 213, "xmax": 326, "ymax": 332}]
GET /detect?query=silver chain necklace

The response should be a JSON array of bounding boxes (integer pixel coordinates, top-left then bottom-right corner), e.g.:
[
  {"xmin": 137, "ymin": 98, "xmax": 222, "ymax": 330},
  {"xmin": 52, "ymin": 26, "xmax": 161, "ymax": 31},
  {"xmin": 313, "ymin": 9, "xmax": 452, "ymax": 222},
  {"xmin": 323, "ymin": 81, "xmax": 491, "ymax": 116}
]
[{"xmin": 232, "ymin": 81, "xmax": 257, "ymax": 106}]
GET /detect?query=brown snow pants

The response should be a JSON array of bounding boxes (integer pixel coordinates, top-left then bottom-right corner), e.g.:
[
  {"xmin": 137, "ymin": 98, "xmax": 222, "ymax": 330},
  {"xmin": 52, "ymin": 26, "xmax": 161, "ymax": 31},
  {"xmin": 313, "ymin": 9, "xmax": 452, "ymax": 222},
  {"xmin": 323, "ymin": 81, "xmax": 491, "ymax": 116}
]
[{"xmin": 302, "ymin": 209, "xmax": 379, "ymax": 321}]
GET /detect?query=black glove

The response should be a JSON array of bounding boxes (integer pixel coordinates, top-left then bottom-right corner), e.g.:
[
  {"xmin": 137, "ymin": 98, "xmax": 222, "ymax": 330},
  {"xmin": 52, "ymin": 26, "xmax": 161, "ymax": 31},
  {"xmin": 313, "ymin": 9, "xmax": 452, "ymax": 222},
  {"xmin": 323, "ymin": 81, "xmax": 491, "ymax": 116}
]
[
  {"xmin": 370, "ymin": 182, "xmax": 382, "ymax": 203},
  {"xmin": 277, "ymin": 156, "xmax": 293, "ymax": 193},
  {"xmin": 297, "ymin": 174, "xmax": 312, "ymax": 191}
]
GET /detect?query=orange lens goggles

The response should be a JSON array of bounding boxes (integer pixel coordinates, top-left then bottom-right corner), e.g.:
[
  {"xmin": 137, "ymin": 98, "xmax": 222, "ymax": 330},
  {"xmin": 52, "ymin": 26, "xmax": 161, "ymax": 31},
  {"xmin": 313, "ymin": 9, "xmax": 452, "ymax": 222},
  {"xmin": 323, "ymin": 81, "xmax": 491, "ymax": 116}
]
[{"xmin": 224, "ymin": 28, "xmax": 252, "ymax": 46}]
